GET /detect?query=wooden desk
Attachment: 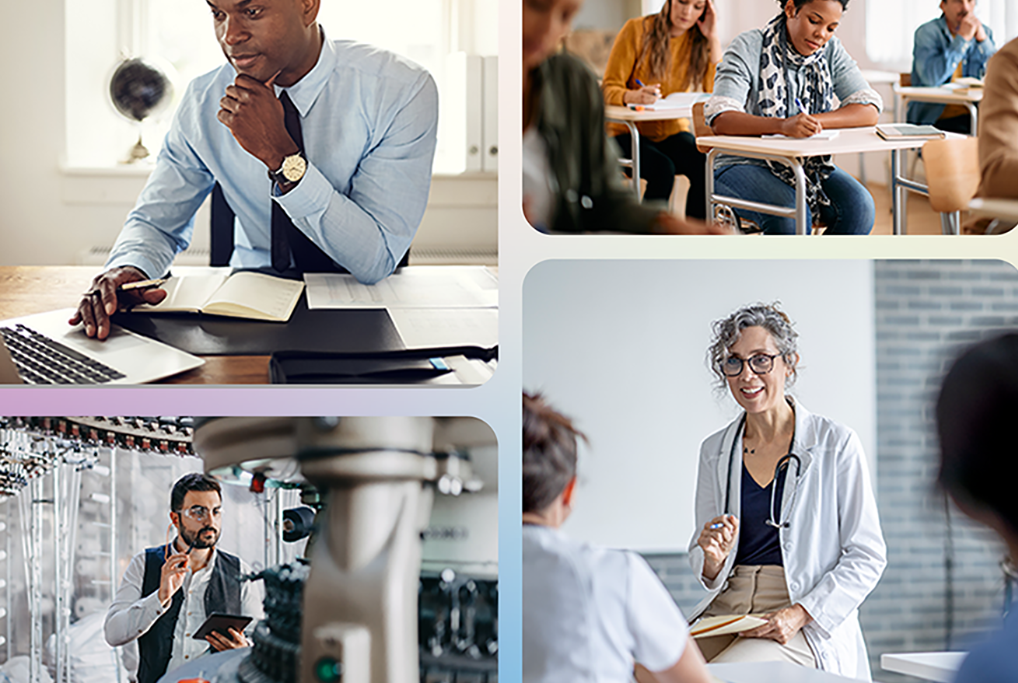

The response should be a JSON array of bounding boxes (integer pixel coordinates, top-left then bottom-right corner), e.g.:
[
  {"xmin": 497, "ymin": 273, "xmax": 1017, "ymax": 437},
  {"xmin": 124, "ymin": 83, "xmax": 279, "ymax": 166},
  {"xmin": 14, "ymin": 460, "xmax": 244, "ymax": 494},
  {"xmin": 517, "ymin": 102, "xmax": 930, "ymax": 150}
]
[
  {"xmin": 880, "ymin": 652, "xmax": 967, "ymax": 682},
  {"xmin": 0, "ymin": 266, "xmax": 496, "ymax": 385},
  {"xmin": 895, "ymin": 85, "xmax": 983, "ymax": 133},
  {"xmin": 0, "ymin": 266, "xmax": 266, "ymax": 384},
  {"xmin": 697, "ymin": 127, "xmax": 944, "ymax": 235},
  {"xmin": 604, "ymin": 103, "xmax": 695, "ymax": 199}
]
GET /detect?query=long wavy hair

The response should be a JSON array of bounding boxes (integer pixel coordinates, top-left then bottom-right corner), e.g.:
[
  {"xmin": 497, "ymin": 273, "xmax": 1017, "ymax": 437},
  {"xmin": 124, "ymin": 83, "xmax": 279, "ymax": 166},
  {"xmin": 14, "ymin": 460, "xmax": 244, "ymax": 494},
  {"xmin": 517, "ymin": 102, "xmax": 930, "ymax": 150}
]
[{"xmin": 638, "ymin": 0, "xmax": 710, "ymax": 90}]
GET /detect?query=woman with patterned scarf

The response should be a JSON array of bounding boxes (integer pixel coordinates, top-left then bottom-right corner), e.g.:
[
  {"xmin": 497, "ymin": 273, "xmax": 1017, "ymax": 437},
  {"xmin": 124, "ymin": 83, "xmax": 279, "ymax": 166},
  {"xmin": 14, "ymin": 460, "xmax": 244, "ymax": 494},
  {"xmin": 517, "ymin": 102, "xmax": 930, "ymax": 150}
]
[{"xmin": 704, "ymin": 0, "xmax": 882, "ymax": 235}]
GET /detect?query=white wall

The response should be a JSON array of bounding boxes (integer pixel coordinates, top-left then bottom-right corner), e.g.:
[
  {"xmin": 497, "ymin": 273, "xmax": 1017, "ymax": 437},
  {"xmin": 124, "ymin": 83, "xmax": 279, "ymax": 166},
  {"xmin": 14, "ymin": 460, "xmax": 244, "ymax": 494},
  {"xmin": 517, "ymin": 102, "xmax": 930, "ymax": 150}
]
[
  {"xmin": 523, "ymin": 260, "xmax": 876, "ymax": 553},
  {"xmin": 0, "ymin": 1, "xmax": 496, "ymax": 268}
]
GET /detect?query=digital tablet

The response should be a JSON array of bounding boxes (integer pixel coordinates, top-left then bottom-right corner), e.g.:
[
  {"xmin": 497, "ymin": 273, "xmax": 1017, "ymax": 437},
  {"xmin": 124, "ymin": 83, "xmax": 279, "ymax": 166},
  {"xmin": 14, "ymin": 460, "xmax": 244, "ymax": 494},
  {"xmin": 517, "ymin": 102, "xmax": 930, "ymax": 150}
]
[{"xmin": 191, "ymin": 613, "xmax": 253, "ymax": 640}]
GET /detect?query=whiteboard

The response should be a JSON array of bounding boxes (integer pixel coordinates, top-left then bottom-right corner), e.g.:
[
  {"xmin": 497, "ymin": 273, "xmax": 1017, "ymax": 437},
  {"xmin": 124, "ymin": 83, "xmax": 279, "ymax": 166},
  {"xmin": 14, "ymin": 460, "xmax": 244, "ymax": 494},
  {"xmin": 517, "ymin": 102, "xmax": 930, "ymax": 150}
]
[{"xmin": 523, "ymin": 260, "xmax": 876, "ymax": 553}]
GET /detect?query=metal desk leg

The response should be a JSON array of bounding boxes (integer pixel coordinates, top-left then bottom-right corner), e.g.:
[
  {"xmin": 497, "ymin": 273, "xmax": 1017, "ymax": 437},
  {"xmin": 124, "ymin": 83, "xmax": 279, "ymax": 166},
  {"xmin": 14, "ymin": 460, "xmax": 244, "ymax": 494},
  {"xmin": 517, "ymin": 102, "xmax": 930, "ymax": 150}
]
[
  {"xmin": 625, "ymin": 120, "xmax": 641, "ymax": 199},
  {"xmin": 891, "ymin": 148, "xmax": 905, "ymax": 235},
  {"xmin": 941, "ymin": 211, "xmax": 961, "ymax": 235},
  {"xmin": 967, "ymin": 102, "xmax": 978, "ymax": 136},
  {"xmin": 706, "ymin": 148, "xmax": 718, "ymax": 225},
  {"xmin": 792, "ymin": 160, "xmax": 808, "ymax": 235}
]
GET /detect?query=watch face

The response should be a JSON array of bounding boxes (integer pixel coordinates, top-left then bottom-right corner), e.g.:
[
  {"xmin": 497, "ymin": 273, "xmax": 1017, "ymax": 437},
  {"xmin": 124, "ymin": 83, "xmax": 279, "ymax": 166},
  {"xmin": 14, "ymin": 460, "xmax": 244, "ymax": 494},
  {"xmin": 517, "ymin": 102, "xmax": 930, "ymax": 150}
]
[{"xmin": 281, "ymin": 154, "xmax": 306, "ymax": 182}]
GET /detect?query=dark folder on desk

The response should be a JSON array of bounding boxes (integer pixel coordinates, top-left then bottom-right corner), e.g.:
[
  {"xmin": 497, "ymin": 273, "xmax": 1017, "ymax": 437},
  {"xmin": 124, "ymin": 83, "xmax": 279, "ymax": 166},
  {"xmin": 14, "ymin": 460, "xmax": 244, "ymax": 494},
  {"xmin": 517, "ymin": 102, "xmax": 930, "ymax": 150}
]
[{"xmin": 112, "ymin": 296, "xmax": 404, "ymax": 356}]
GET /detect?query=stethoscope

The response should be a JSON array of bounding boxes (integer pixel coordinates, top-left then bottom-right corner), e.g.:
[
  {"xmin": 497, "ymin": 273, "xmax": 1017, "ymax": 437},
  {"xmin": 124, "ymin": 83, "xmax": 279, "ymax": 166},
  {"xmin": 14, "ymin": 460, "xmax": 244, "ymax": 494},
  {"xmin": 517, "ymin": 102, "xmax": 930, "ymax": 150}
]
[{"xmin": 723, "ymin": 414, "xmax": 804, "ymax": 530}]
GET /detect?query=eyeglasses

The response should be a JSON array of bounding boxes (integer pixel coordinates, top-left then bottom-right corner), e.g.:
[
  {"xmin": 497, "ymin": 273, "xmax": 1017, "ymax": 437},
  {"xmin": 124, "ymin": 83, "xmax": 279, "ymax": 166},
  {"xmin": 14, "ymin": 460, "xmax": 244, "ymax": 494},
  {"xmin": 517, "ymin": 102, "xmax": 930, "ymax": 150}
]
[
  {"xmin": 720, "ymin": 353, "xmax": 782, "ymax": 377},
  {"xmin": 178, "ymin": 505, "xmax": 223, "ymax": 522}
]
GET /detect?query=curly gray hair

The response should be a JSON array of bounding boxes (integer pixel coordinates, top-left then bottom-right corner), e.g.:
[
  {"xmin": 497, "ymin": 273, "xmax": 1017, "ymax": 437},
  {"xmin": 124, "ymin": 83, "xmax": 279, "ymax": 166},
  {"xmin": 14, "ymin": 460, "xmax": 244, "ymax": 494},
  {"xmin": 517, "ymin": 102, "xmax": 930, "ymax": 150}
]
[{"xmin": 707, "ymin": 303, "xmax": 800, "ymax": 391}]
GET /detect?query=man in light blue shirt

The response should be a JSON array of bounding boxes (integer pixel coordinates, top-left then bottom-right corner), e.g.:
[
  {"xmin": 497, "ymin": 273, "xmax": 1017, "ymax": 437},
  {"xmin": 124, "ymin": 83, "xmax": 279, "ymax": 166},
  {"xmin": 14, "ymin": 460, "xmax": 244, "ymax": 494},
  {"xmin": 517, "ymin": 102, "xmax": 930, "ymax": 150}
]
[
  {"xmin": 72, "ymin": 0, "xmax": 438, "ymax": 340},
  {"xmin": 908, "ymin": 0, "xmax": 996, "ymax": 132}
]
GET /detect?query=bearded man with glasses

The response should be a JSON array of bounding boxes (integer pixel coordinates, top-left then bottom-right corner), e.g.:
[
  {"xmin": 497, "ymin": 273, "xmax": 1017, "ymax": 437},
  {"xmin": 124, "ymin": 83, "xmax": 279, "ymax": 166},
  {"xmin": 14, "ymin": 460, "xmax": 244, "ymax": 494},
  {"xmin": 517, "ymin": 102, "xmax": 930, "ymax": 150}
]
[{"xmin": 104, "ymin": 472, "xmax": 264, "ymax": 683}]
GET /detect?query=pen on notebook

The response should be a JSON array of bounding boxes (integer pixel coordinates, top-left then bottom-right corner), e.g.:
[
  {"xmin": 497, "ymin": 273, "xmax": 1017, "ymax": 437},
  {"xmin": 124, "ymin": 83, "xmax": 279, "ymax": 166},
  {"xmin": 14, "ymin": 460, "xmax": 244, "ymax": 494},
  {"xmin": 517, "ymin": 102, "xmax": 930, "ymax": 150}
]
[{"xmin": 119, "ymin": 278, "xmax": 169, "ymax": 292}]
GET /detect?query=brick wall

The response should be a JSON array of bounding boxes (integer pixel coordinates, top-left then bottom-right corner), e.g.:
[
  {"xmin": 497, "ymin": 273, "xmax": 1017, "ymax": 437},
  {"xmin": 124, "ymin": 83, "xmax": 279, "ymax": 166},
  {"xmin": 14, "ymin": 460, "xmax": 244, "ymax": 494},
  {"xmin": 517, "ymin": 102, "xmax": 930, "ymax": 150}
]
[{"xmin": 643, "ymin": 260, "xmax": 1018, "ymax": 682}]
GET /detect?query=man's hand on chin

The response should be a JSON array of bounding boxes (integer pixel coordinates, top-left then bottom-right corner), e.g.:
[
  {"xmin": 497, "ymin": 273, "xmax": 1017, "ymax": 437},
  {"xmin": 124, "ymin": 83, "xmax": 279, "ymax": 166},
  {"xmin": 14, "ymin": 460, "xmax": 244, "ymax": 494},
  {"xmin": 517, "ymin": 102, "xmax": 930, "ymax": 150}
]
[{"xmin": 217, "ymin": 71, "xmax": 297, "ymax": 170}]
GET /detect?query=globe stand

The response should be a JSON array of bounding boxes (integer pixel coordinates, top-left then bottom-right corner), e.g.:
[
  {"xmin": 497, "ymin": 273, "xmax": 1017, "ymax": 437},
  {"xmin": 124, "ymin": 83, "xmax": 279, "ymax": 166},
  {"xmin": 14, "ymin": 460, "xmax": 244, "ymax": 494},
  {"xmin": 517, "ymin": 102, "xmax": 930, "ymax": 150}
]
[{"xmin": 123, "ymin": 131, "xmax": 150, "ymax": 164}]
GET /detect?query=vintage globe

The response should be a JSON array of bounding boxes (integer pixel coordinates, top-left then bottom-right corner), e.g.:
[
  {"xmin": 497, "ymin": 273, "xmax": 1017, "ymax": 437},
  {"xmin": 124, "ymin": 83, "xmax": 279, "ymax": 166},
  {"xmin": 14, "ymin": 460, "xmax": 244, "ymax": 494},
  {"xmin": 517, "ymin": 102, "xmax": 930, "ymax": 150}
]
[{"xmin": 109, "ymin": 57, "xmax": 174, "ymax": 161}]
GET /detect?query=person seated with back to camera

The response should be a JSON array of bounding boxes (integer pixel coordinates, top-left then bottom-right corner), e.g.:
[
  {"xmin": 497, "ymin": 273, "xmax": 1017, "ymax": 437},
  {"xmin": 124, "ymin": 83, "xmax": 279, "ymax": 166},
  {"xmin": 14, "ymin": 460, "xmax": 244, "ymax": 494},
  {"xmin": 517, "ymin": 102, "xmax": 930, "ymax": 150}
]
[
  {"xmin": 521, "ymin": 391, "xmax": 714, "ymax": 683},
  {"xmin": 704, "ymin": 0, "xmax": 882, "ymax": 235},
  {"xmin": 937, "ymin": 334, "xmax": 1018, "ymax": 683},
  {"xmin": 522, "ymin": 0, "xmax": 726, "ymax": 234},
  {"xmin": 908, "ymin": 0, "xmax": 996, "ymax": 134},
  {"xmin": 601, "ymin": 0, "xmax": 722, "ymax": 220}
]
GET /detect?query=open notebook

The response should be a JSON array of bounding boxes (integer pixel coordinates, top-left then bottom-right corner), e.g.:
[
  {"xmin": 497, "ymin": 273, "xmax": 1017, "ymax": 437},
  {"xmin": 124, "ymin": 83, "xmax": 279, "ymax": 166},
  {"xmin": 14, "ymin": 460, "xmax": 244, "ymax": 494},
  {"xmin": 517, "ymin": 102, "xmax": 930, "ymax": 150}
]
[
  {"xmin": 132, "ymin": 271, "xmax": 304, "ymax": 322},
  {"xmin": 689, "ymin": 614, "xmax": 768, "ymax": 639}
]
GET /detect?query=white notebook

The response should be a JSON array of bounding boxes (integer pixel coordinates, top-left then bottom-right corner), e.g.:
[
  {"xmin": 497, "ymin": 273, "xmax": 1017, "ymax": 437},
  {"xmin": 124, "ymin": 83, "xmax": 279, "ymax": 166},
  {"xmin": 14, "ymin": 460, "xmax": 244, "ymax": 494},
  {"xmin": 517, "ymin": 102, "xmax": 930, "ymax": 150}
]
[
  {"xmin": 690, "ymin": 614, "xmax": 768, "ymax": 639},
  {"xmin": 133, "ymin": 271, "xmax": 304, "ymax": 322}
]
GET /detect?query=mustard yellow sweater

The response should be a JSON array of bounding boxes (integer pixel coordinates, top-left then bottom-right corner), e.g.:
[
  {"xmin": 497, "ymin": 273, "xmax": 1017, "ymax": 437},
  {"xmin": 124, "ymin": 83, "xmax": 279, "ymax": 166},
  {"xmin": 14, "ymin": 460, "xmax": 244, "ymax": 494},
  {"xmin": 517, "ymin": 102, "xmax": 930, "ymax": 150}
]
[{"xmin": 602, "ymin": 16, "xmax": 715, "ymax": 141}]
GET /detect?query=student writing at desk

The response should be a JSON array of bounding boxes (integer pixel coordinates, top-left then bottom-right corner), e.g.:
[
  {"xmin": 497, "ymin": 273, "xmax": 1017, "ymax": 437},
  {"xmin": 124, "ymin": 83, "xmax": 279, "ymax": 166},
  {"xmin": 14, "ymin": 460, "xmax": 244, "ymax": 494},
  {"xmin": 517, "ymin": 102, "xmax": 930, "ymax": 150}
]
[
  {"xmin": 73, "ymin": 0, "xmax": 438, "ymax": 340},
  {"xmin": 601, "ymin": 0, "xmax": 721, "ymax": 219},
  {"xmin": 704, "ymin": 0, "xmax": 882, "ymax": 235},
  {"xmin": 521, "ymin": 392, "xmax": 713, "ymax": 683},
  {"xmin": 908, "ymin": 0, "xmax": 996, "ymax": 134}
]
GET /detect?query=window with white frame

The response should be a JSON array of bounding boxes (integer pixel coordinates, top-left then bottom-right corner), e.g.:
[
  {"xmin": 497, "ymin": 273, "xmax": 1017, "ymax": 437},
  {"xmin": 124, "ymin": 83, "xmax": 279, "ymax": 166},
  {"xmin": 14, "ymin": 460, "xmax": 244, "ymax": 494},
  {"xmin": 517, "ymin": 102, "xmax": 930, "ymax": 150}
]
[
  {"xmin": 866, "ymin": 0, "xmax": 1018, "ymax": 68},
  {"xmin": 65, "ymin": 0, "xmax": 497, "ymax": 173}
]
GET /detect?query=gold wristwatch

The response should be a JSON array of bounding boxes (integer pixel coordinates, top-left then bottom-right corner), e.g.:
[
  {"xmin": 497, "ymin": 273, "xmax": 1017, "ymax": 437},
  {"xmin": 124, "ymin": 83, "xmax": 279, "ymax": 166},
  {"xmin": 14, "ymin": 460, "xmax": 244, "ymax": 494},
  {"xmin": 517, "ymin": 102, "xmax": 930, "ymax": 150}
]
[{"xmin": 269, "ymin": 152, "xmax": 307, "ymax": 187}]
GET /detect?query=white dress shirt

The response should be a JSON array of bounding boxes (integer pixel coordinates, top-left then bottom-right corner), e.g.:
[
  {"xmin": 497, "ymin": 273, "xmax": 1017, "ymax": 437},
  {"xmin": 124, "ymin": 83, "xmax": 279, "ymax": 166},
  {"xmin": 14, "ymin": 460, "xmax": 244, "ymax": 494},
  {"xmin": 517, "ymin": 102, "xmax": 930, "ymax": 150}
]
[
  {"xmin": 523, "ymin": 524, "xmax": 690, "ymax": 683},
  {"xmin": 104, "ymin": 547, "xmax": 265, "ymax": 679}
]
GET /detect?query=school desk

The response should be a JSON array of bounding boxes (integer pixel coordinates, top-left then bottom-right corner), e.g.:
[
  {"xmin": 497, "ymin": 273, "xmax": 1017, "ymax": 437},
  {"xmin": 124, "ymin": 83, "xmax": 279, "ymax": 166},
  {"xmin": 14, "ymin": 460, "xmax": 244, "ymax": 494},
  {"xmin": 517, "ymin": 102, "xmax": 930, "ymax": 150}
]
[
  {"xmin": 605, "ymin": 103, "xmax": 694, "ymax": 199},
  {"xmin": 697, "ymin": 127, "xmax": 951, "ymax": 235},
  {"xmin": 881, "ymin": 651, "xmax": 967, "ymax": 682},
  {"xmin": 0, "ymin": 266, "xmax": 496, "ymax": 385},
  {"xmin": 895, "ymin": 85, "xmax": 983, "ymax": 134}
]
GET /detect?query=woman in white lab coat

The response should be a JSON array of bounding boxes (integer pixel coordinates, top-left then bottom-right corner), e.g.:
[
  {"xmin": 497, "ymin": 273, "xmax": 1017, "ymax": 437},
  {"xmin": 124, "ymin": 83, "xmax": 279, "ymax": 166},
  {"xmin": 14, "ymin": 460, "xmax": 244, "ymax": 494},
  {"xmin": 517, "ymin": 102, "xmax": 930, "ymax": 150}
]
[{"xmin": 688, "ymin": 303, "xmax": 886, "ymax": 679}]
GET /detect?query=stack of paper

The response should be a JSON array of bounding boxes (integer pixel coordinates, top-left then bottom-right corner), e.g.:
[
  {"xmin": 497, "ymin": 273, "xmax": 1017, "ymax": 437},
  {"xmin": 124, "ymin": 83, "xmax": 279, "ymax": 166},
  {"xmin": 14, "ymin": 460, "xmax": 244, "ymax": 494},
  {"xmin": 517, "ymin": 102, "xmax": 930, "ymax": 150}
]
[{"xmin": 304, "ymin": 266, "xmax": 498, "ymax": 349}]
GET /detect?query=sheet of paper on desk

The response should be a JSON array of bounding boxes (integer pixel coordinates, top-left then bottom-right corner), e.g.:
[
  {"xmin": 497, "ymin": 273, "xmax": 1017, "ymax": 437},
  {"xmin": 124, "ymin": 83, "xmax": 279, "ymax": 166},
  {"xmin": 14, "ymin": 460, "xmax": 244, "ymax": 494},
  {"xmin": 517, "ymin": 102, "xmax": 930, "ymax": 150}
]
[
  {"xmin": 647, "ymin": 92, "xmax": 711, "ymax": 110},
  {"xmin": 388, "ymin": 308, "xmax": 498, "ymax": 349},
  {"xmin": 762, "ymin": 130, "xmax": 839, "ymax": 140},
  {"xmin": 304, "ymin": 266, "xmax": 498, "ymax": 309}
]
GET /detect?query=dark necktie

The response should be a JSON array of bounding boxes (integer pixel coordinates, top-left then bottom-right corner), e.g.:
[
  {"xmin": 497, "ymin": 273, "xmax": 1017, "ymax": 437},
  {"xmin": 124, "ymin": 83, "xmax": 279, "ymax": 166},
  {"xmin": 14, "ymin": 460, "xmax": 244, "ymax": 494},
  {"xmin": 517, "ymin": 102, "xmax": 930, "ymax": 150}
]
[{"xmin": 270, "ymin": 91, "xmax": 346, "ymax": 274}]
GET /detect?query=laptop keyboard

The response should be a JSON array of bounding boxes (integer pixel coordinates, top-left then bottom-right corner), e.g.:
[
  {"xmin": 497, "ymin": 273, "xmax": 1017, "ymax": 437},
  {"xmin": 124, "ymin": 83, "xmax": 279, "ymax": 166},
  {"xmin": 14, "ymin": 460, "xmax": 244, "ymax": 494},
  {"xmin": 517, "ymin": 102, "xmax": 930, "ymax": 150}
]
[{"xmin": 1, "ymin": 324, "xmax": 126, "ymax": 385}]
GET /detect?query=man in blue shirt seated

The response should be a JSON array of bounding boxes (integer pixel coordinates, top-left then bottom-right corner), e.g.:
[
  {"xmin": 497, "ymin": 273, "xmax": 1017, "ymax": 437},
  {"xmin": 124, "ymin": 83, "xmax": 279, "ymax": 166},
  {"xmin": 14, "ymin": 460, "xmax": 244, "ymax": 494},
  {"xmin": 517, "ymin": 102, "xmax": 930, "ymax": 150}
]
[
  {"xmin": 908, "ymin": 0, "xmax": 996, "ymax": 133},
  {"xmin": 73, "ymin": 0, "xmax": 438, "ymax": 340}
]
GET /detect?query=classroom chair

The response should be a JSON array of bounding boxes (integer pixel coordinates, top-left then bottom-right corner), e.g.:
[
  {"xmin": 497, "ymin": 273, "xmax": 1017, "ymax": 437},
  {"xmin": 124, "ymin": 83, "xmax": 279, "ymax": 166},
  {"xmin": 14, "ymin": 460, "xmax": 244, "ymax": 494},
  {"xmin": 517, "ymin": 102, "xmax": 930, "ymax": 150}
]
[
  {"xmin": 922, "ymin": 137, "xmax": 980, "ymax": 235},
  {"xmin": 691, "ymin": 102, "xmax": 767, "ymax": 235}
]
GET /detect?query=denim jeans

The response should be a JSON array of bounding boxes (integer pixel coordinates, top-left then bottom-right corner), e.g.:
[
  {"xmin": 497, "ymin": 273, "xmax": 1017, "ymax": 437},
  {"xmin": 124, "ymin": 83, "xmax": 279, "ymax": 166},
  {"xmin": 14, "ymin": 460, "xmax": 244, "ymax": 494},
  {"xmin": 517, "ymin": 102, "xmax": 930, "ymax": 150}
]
[
  {"xmin": 613, "ymin": 132, "xmax": 707, "ymax": 220},
  {"xmin": 714, "ymin": 164, "xmax": 875, "ymax": 235}
]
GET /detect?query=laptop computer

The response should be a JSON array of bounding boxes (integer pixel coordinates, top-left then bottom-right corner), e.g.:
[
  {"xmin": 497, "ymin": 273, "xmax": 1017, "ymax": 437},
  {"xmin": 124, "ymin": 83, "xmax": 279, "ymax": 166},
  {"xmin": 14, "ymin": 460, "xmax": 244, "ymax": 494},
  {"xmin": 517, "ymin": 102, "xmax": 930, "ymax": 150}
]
[{"xmin": 0, "ymin": 309, "xmax": 205, "ymax": 385}]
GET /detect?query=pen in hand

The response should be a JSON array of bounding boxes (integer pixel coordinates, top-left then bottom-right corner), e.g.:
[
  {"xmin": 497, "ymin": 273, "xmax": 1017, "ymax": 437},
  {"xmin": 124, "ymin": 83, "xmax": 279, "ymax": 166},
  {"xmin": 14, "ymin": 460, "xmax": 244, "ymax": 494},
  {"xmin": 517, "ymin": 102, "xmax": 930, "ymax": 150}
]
[
  {"xmin": 119, "ymin": 277, "xmax": 169, "ymax": 292},
  {"xmin": 795, "ymin": 97, "xmax": 808, "ymax": 115}
]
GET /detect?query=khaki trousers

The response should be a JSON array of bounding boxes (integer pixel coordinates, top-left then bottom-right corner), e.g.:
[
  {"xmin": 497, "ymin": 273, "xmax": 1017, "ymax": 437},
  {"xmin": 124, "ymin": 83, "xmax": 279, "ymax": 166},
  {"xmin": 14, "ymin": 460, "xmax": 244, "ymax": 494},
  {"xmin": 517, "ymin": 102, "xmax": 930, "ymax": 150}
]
[{"xmin": 695, "ymin": 565, "xmax": 817, "ymax": 668}]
